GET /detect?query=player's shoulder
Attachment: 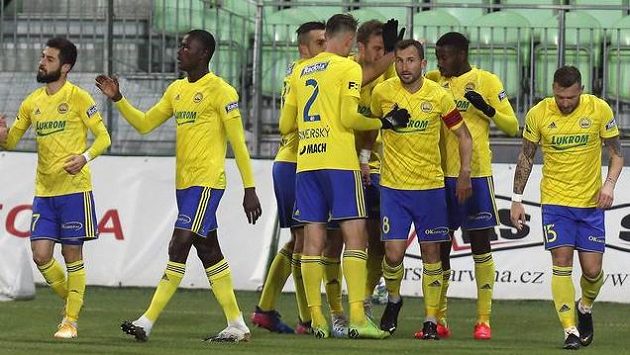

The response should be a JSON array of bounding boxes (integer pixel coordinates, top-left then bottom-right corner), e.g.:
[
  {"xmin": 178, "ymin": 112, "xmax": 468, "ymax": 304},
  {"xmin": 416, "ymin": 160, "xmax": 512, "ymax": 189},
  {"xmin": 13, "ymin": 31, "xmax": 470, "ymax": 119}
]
[
  {"xmin": 475, "ymin": 68, "xmax": 504, "ymax": 87},
  {"xmin": 425, "ymin": 69, "xmax": 441, "ymax": 82},
  {"xmin": 66, "ymin": 81, "xmax": 96, "ymax": 106},
  {"xmin": 528, "ymin": 97, "xmax": 552, "ymax": 117},
  {"xmin": 581, "ymin": 94, "xmax": 610, "ymax": 111},
  {"xmin": 374, "ymin": 76, "xmax": 400, "ymax": 93},
  {"xmin": 23, "ymin": 86, "xmax": 46, "ymax": 104}
]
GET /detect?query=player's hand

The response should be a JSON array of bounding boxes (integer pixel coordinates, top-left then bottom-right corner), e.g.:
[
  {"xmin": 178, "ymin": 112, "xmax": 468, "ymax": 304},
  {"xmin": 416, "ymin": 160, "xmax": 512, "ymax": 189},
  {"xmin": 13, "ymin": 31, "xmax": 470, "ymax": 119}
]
[
  {"xmin": 597, "ymin": 181, "xmax": 615, "ymax": 209},
  {"xmin": 455, "ymin": 171, "xmax": 472, "ymax": 203},
  {"xmin": 510, "ymin": 202, "xmax": 527, "ymax": 231},
  {"xmin": 63, "ymin": 154, "xmax": 87, "ymax": 175},
  {"xmin": 382, "ymin": 18, "xmax": 405, "ymax": 53},
  {"xmin": 464, "ymin": 91, "xmax": 495, "ymax": 118},
  {"xmin": 381, "ymin": 105, "xmax": 410, "ymax": 130},
  {"xmin": 95, "ymin": 74, "xmax": 123, "ymax": 102},
  {"xmin": 0, "ymin": 115, "xmax": 7, "ymax": 143},
  {"xmin": 360, "ymin": 163, "xmax": 371, "ymax": 186},
  {"xmin": 243, "ymin": 187, "xmax": 262, "ymax": 224}
]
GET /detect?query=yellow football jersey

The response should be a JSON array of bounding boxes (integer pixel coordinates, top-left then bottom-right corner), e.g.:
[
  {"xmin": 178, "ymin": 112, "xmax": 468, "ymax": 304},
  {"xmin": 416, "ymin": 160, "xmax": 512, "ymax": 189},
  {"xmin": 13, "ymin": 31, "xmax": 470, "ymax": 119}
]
[
  {"xmin": 117, "ymin": 72, "xmax": 254, "ymax": 189},
  {"xmin": 523, "ymin": 95, "xmax": 619, "ymax": 207},
  {"xmin": 371, "ymin": 77, "xmax": 462, "ymax": 190},
  {"xmin": 426, "ymin": 67, "xmax": 517, "ymax": 177},
  {"xmin": 275, "ymin": 60, "xmax": 301, "ymax": 163},
  {"xmin": 4, "ymin": 81, "xmax": 109, "ymax": 197},
  {"xmin": 285, "ymin": 52, "xmax": 363, "ymax": 172},
  {"xmin": 353, "ymin": 58, "xmax": 396, "ymax": 174}
]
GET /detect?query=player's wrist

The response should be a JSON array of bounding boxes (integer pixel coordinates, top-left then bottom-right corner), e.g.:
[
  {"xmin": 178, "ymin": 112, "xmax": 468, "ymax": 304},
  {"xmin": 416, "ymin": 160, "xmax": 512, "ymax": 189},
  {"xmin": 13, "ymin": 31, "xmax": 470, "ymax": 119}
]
[
  {"xmin": 359, "ymin": 149, "xmax": 371, "ymax": 164},
  {"xmin": 82, "ymin": 151, "xmax": 92, "ymax": 162},
  {"xmin": 511, "ymin": 193, "xmax": 523, "ymax": 203},
  {"xmin": 605, "ymin": 177, "xmax": 616, "ymax": 187}
]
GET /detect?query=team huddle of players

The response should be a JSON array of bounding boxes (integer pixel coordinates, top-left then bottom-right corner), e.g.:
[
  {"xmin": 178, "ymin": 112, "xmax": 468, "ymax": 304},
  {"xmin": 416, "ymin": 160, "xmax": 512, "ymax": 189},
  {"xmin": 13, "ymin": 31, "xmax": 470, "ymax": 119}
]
[
  {"xmin": 0, "ymin": 10, "xmax": 622, "ymax": 351},
  {"xmin": 253, "ymin": 13, "xmax": 623, "ymax": 351}
]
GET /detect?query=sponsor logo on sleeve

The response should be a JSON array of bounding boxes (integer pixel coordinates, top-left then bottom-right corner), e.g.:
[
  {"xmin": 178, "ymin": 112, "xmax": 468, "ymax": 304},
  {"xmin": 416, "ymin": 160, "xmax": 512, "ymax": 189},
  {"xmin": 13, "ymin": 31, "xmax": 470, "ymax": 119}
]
[
  {"xmin": 225, "ymin": 102, "xmax": 239, "ymax": 113},
  {"xmin": 498, "ymin": 90, "xmax": 507, "ymax": 101},
  {"xmin": 86, "ymin": 105, "xmax": 98, "ymax": 118},
  {"xmin": 348, "ymin": 81, "xmax": 359, "ymax": 90},
  {"xmin": 606, "ymin": 118, "xmax": 617, "ymax": 130}
]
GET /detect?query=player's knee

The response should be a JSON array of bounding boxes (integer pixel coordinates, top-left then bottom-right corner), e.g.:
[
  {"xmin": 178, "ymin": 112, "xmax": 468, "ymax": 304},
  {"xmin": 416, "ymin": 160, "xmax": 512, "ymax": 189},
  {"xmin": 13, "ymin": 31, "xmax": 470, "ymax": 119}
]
[
  {"xmin": 384, "ymin": 248, "xmax": 403, "ymax": 266},
  {"xmin": 32, "ymin": 252, "xmax": 52, "ymax": 266},
  {"xmin": 168, "ymin": 238, "xmax": 192, "ymax": 263},
  {"xmin": 582, "ymin": 265, "xmax": 602, "ymax": 280}
]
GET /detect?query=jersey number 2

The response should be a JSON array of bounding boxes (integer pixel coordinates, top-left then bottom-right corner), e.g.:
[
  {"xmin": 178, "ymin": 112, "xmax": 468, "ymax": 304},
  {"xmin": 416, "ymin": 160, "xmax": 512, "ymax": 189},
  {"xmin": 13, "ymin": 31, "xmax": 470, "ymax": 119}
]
[{"xmin": 303, "ymin": 79, "xmax": 321, "ymax": 122}]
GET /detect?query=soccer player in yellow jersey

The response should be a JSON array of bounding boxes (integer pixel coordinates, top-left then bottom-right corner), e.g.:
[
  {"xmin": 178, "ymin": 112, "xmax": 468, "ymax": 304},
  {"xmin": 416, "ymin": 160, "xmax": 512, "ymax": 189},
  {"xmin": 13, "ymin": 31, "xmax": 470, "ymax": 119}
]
[
  {"xmin": 279, "ymin": 13, "xmax": 408, "ymax": 339},
  {"xmin": 510, "ymin": 66, "xmax": 623, "ymax": 350},
  {"xmin": 95, "ymin": 29, "xmax": 262, "ymax": 343},
  {"xmin": 425, "ymin": 32, "xmax": 519, "ymax": 340},
  {"xmin": 251, "ymin": 21, "xmax": 326, "ymax": 336},
  {"xmin": 0, "ymin": 37, "xmax": 111, "ymax": 339},
  {"xmin": 371, "ymin": 39, "xmax": 472, "ymax": 339},
  {"xmin": 352, "ymin": 19, "xmax": 401, "ymax": 317}
]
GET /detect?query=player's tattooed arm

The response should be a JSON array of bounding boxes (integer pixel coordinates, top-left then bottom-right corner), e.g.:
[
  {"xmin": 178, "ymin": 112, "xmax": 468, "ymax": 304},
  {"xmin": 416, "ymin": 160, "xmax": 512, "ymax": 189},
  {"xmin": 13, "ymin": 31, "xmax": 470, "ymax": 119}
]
[
  {"xmin": 603, "ymin": 135, "xmax": 624, "ymax": 188},
  {"xmin": 513, "ymin": 138, "xmax": 537, "ymax": 194}
]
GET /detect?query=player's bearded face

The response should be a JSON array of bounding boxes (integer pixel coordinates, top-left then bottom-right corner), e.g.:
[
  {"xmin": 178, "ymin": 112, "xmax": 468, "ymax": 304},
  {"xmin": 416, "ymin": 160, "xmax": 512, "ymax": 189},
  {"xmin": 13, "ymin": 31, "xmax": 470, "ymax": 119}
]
[
  {"xmin": 305, "ymin": 30, "xmax": 326, "ymax": 58},
  {"xmin": 363, "ymin": 34, "xmax": 384, "ymax": 65},
  {"xmin": 552, "ymin": 82, "xmax": 583, "ymax": 115},
  {"xmin": 36, "ymin": 47, "xmax": 63, "ymax": 83},
  {"xmin": 395, "ymin": 47, "xmax": 425, "ymax": 85}
]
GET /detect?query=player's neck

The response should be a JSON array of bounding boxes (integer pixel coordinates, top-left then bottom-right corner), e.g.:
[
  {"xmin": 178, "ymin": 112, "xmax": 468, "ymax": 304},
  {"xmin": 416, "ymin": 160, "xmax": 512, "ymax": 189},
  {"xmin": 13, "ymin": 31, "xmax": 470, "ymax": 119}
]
[
  {"xmin": 453, "ymin": 63, "xmax": 472, "ymax": 77},
  {"xmin": 186, "ymin": 68, "xmax": 209, "ymax": 83},
  {"xmin": 402, "ymin": 77, "xmax": 424, "ymax": 94},
  {"xmin": 45, "ymin": 78, "xmax": 67, "ymax": 96}
]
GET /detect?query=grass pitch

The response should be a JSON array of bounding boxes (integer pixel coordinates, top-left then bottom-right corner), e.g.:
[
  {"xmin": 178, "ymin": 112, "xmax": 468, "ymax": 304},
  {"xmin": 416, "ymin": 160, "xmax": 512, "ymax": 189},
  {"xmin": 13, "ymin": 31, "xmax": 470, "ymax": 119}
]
[{"xmin": 1, "ymin": 286, "xmax": 628, "ymax": 354}]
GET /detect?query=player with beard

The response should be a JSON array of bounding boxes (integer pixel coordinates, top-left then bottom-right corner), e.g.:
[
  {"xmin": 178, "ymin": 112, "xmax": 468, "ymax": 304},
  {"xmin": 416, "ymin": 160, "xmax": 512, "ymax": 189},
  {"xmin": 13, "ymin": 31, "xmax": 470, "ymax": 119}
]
[{"xmin": 0, "ymin": 37, "xmax": 111, "ymax": 339}]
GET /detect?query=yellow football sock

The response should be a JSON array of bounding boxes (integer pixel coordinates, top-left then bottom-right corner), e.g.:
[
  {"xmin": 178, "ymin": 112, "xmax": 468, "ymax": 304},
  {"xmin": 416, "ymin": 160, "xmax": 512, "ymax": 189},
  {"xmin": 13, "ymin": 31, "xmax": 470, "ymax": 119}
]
[
  {"xmin": 322, "ymin": 256, "xmax": 344, "ymax": 316},
  {"xmin": 552, "ymin": 265, "xmax": 576, "ymax": 329},
  {"xmin": 292, "ymin": 253, "xmax": 311, "ymax": 322},
  {"xmin": 580, "ymin": 270, "xmax": 604, "ymax": 308},
  {"xmin": 365, "ymin": 250, "xmax": 383, "ymax": 299},
  {"xmin": 422, "ymin": 261, "xmax": 443, "ymax": 319},
  {"xmin": 473, "ymin": 252, "xmax": 495, "ymax": 325},
  {"xmin": 438, "ymin": 269, "xmax": 452, "ymax": 324},
  {"xmin": 65, "ymin": 260, "xmax": 86, "ymax": 323},
  {"xmin": 143, "ymin": 261, "xmax": 185, "ymax": 323},
  {"xmin": 343, "ymin": 250, "xmax": 368, "ymax": 325},
  {"xmin": 301, "ymin": 255, "xmax": 326, "ymax": 327},
  {"xmin": 37, "ymin": 258, "xmax": 67, "ymax": 299},
  {"xmin": 382, "ymin": 258, "xmax": 403, "ymax": 300},
  {"xmin": 258, "ymin": 248, "xmax": 292, "ymax": 311},
  {"xmin": 206, "ymin": 258, "xmax": 241, "ymax": 323}
]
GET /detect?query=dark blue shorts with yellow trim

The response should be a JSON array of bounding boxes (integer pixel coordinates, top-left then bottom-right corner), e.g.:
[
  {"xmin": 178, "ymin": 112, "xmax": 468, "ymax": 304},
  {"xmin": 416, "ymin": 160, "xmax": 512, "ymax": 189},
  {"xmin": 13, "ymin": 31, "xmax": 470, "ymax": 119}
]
[
  {"xmin": 380, "ymin": 186, "xmax": 450, "ymax": 243},
  {"xmin": 364, "ymin": 173, "xmax": 380, "ymax": 219},
  {"xmin": 294, "ymin": 169, "xmax": 366, "ymax": 223},
  {"xmin": 445, "ymin": 176, "xmax": 498, "ymax": 231},
  {"xmin": 273, "ymin": 161, "xmax": 302, "ymax": 229},
  {"xmin": 541, "ymin": 204, "xmax": 605, "ymax": 253},
  {"xmin": 31, "ymin": 191, "xmax": 99, "ymax": 245},
  {"xmin": 175, "ymin": 186, "xmax": 224, "ymax": 237}
]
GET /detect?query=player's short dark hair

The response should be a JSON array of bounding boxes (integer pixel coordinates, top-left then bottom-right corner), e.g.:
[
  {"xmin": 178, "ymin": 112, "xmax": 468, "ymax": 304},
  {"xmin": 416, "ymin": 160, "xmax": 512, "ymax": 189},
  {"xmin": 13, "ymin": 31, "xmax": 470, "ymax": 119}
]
[
  {"xmin": 186, "ymin": 29, "xmax": 216, "ymax": 62},
  {"xmin": 46, "ymin": 37, "xmax": 77, "ymax": 69},
  {"xmin": 296, "ymin": 21, "xmax": 326, "ymax": 45},
  {"xmin": 325, "ymin": 13, "xmax": 358, "ymax": 37},
  {"xmin": 357, "ymin": 20, "xmax": 383, "ymax": 45},
  {"xmin": 395, "ymin": 39, "xmax": 425, "ymax": 60},
  {"xmin": 436, "ymin": 32, "xmax": 469, "ymax": 53},
  {"xmin": 553, "ymin": 65, "xmax": 582, "ymax": 87}
]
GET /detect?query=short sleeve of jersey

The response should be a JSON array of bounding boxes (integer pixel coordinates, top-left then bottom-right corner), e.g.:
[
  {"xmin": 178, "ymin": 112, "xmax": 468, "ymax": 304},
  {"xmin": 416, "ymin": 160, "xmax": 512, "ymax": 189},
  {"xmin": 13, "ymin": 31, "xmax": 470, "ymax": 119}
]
[
  {"xmin": 370, "ymin": 82, "xmax": 385, "ymax": 118},
  {"xmin": 75, "ymin": 89, "xmax": 104, "ymax": 126},
  {"xmin": 216, "ymin": 84, "xmax": 241, "ymax": 123},
  {"xmin": 523, "ymin": 105, "xmax": 541, "ymax": 143},
  {"xmin": 285, "ymin": 67, "xmax": 298, "ymax": 108},
  {"xmin": 438, "ymin": 90, "xmax": 462, "ymax": 130},
  {"xmin": 340, "ymin": 60, "xmax": 362, "ymax": 99},
  {"xmin": 14, "ymin": 97, "xmax": 33, "ymax": 130},
  {"xmin": 151, "ymin": 81, "xmax": 176, "ymax": 118},
  {"xmin": 483, "ymin": 72, "xmax": 510, "ymax": 108},
  {"xmin": 598, "ymin": 100, "xmax": 619, "ymax": 139}
]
